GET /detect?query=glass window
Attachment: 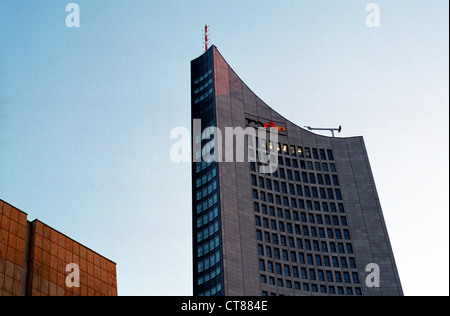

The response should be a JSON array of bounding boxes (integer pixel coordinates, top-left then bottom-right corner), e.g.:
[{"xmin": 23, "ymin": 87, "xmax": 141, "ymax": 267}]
[
  {"xmin": 276, "ymin": 263, "xmax": 282, "ymax": 275},
  {"xmin": 305, "ymin": 148, "xmax": 311, "ymax": 158},
  {"xmin": 290, "ymin": 146, "xmax": 296, "ymax": 156},
  {"xmin": 297, "ymin": 147, "xmax": 303, "ymax": 157},
  {"xmin": 327, "ymin": 149, "xmax": 334, "ymax": 161},
  {"xmin": 315, "ymin": 162, "xmax": 321, "ymax": 171},
  {"xmin": 332, "ymin": 175, "xmax": 339, "ymax": 186},
  {"xmin": 300, "ymin": 160, "xmax": 306, "ymax": 169},
  {"xmin": 353, "ymin": 273, "xmax": 360, "ymax": 284},
  {"xmin": 259, "ymin": 260, "xmax": 265, "ymax": 271},
  {"xmin": 312, "ymin": 148, "xmax": 319, "ymax": 160},
  {"xmin": 284, "ymin": 265, "xmax": 291, "ymax": 276},
  {"xmin": 336, "ymin": 189, "xmax": 342, "ymax": 200}
]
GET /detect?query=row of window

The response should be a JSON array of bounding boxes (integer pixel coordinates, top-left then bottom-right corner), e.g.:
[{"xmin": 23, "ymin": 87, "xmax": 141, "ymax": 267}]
[
  {"xmin": 262, "ymin": 283, "xmax": 362, "ymax": 296},
  {"xmin": 198, "ymin": 282, "xmax": 223, "ymax": 297},
  {"xmin": 255, "ymin": 205, "xmax": 346, "ymax": 222},
  {"xmin": 196, "ymin": 167, "xmax": 217, "ymax": 188},
  {"xmin": 197, "ymin": 250, "xmax": 221, "ymax": 273},
  {"xmin": 197, "ymin": 236, "xmax": 221, "ymax": 258},
  {"xmin": 264, "ymin": 144, "xmax": 334, "ymax": 161},
  {"xmin": 194, "ymin": 69, "xmax": 213, "ymax": 85},
  {"xmin": 252, "ymin": 189, "xmax": 343, "ymax": 207},
  {"xmin": 258, "ymin": 264, "xmax": 360, "ymax": 284},
  {"xmin": 194, "ymin": 77, "xmax": 213, "ymax": 95},
  {"xmin": 250, "ymin": 161, "xmax": 336, "ymax": 174},
  {"xmin": 256, "ymin": 230, "xmax": 352, "ymax": 248},
  {"xmin": 258, "ymin": 245, "xmax": 356, "ymax": 267},
  {"xmin": 252, "ymin": 172, "xmax": 339, "ymax": 188},
  {"xmin": 196, "ymin": 194, "xmax": 219, "ymax": 215},
  {"xmin": 256, "ymin": 215, "xmax": 348, "ymax": 230},
  {"xmin": 196, "ymin": 206, "xmax": 219, "ymax": 228},
  {"xmin": 276, "ymin": 157, "xmax": 337, "ymax": 172},
  {"xmin": 197, "ymin": 267, "xmax": 221, "ymax": 286},
  {"xmin": 254, "ymin": 204, "xmax": 345, "ymax": 219},
  {"xmin": 195, "ymin": 160, "xmax": 214, "ymax": 174},
  {"xmin": 197, "ymin": 221, "xmax": 220, "ymax": 243},
  {"xmin": 194, "ymin": 87, "xmax": 214, "ymax": 104},
  {"xmin": 196, "ymin": 181, "xmax": 218, "ymax": 201}
]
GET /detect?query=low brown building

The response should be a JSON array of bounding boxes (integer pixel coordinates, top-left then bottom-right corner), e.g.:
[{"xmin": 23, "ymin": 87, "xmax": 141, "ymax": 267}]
[{"xmin": 0, "ymin": 199, "xmax": 118, "ymax": 296}]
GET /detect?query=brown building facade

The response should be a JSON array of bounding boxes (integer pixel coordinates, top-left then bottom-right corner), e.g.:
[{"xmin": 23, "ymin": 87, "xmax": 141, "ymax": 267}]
[{"xmin": 0, "ymin": 199, "xmax": 118, "ymax": 296}]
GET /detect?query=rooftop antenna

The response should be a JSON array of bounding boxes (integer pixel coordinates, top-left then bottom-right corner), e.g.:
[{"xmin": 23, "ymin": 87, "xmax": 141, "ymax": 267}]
[
  {"xmin": 204, "ymin": 25, "xmax": 209, "ymax": 51},
  {"xmin": 304, "ymin": 125, "xmax": 342, "ymax": 138}
]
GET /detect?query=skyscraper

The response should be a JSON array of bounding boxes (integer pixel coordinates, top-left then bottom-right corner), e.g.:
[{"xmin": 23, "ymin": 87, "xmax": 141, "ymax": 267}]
[{"xmin": 191, "ymin": 46, "xmax": 402, "ymax": 296}]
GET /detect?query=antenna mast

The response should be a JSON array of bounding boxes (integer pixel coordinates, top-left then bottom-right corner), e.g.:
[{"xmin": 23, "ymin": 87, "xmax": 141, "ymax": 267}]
[{"xmin": 204, "ymin": 25, "xmax": 209, "ymax": 51}]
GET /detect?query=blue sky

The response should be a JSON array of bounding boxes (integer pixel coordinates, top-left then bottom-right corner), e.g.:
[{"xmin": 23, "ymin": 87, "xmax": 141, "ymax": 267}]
[{"xmin": 0, "ymin": 1, "xmax": 448, "ymax": 296}]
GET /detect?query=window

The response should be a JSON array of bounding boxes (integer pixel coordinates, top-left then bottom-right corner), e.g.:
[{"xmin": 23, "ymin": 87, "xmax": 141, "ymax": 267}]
[
  {"xmin": 274, "ymin": 181, "xmax": 280, "ymax": 192},
  {"xmin": 299, "ymin": 253, "xmax": 305, "ymax": 264},
  {"xmin": 320, "ymin": 149, "xmax": 327, "ymax": 160},
  {"xmin": 318, "ymin": 270, "xmax": 325, "ymax": 282},
  {"xmin": 315, "ymin": 162, "xmax": 321, "ymax": 171},
  {"xmin": 327, "ymin": 189, "xmax": 334, "ymax": 200},
  {"xmin": 259, "ymin": 177, "xmax": 265, "ymax": 188},
  {"xmin": 261, "ymin": 275, "xmax": 267, "ymax": 284},
  {"xmin": 305, "ymin": 148, "xmax": 311, "ymax": 158},
  {"xmin": 274, "ymin": 249, "xmax": 280, "ymax": 260},
  {"xmin": 327, "ymin": 271, "xmax": 334, "ymax": 282},
  {"xmin": 332, "ymin": 257, "xmax": 339, "ymax": 268},
  {"xmin": 259, "ymin": 260, "xmax": 265, "ymax": 271},
  {"xmin": 291, "ymin": 251, "xmax": 297, "ymax": 262},
  {"xmin": 268, "ymin": 262, "xmax": 274, "ymax": 273},
  {"xmin": 257, "ymin": 230, "xmax": 262, "ymax": 241},
  {"xmin": 276, "ymin": 263, "xmax": 282, "ymax": 275},
  {"xmin": 335, "ymin": 271, "xmax": 342, "ymax": 283},
  {"xmin": 272, "ymin": 234, "xmax": 278, "ymax": 244},
  {"xmin": 312, "ymin": 148, "xmax": 319, "ymax": 160},
  {"xmin": 301, "ymin": 268, "xmax": 308, "ymax": 280},
  {"xmin": 290, "ymin": 146, "xmax": 296, "ymax": 156},
  {"xmin": 327, "ymin": 149, "xmax": 334, "ymax": 161},
  {"xmin": 266, "ymin": 247, "xmax": 272, "ymax": 258},
  {"xmin": 353, "ymin": 273, "xmax": 360, "ymax": 284},
  {"xmin": 284, "ymin": 265, "xmax": 291, "ymax": 277},
  {"xmin": 332, "ymin": 175, "xmax": 339, "ymax": 186},
  {"xmin": 298, "ymin": 147, "xmax": 304, "ymax": 157}
]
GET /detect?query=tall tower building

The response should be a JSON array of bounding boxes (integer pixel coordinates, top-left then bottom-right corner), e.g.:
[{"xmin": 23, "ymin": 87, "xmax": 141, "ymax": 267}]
[{"xmin": 191, "ymin": 46, "xmax": 402, "ymax": 296}]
